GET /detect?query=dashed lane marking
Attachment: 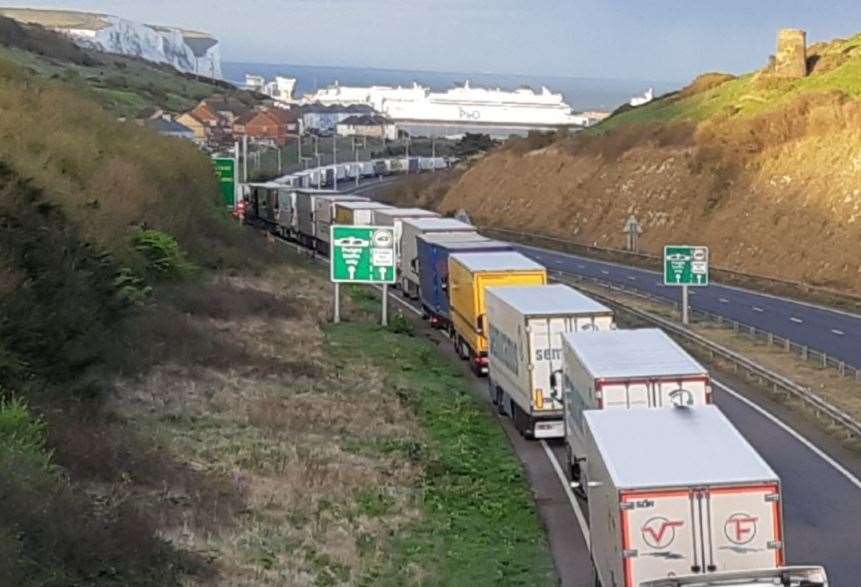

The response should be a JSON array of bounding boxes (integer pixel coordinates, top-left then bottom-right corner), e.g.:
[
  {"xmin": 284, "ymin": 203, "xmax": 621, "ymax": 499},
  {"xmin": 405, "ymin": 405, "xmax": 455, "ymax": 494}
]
[
  {"xmin": 753, "ymin": 307, "xmax": 764, "ymax": 312},
  {"xmin": 790, "ymin": 317, "xmax": 804, "ymax": 324},
  {"xmin": 715, "ymin": 380, "xmax": 861, "ymax": 491},
  {"xmin": 600, "ymin": 270, "xmax": 610, "ymax": 275},
  {"xmin": 832, "ymin": 329, "xmax": 846, "ymax": 336},
  {"xmin": 541, "ymin": 440, "xmax": 590, "ymax": 548},
  {"xmin": 719, "ymin": 298, "xmax": 729, "ymax": 303},
  {"xmin": 627, "ymin": 276, "xmax": 637, "ymax": 281}
]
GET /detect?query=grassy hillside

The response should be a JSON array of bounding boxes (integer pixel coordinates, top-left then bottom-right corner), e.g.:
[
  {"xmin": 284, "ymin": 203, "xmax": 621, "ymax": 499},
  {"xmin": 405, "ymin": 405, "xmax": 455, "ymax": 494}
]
[
  {"xmin": 0, "ymin": 15, "xmax": 239, "ymax": 116},
  {"xmin": 597, "ymin": 33, "xmax": 861, "ymax": 130},
  {"xmin": 410, "ymin": 32, "xmax": 861, "ymax": 293},
  {"xmin": 0, "ymin": 20, "xmax": 260, "ymax": 584}
]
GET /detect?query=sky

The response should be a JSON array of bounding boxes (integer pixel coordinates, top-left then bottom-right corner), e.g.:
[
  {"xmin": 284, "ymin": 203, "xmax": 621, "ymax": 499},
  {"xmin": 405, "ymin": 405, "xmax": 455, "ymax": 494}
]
[{"xmin": 1, "ymin": 0, "xmax": 859, "ymax": 82}]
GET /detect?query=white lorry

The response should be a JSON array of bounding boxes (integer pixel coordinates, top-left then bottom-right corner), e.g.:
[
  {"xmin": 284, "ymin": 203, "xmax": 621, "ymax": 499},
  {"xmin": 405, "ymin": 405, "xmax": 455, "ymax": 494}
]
[
  {"xmin": 583, "ymin": 406, "xmax": 828, "ymax": 587},
  {"xmin": 399, "ymin": 217, "xmax": 475, "ymax": 297},
  {"xmin": 313, "ymin": 195, "xmax": 369, "ymax": 255},
  {"xmin": 485, "ymin": 284, "xmax": 614, "ymax": 439},
  {"xmin": 371, "ymin": 208, "xmax": 440, "ymax": 271},
  {"xmin": 558, "ymin": 328, "xmax": 711, "ymax": 481}
]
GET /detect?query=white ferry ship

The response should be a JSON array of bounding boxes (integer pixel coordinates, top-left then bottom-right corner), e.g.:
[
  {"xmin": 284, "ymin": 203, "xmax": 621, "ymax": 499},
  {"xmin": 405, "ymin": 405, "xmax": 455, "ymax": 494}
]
[{"xmin": 304, "ymin": 81, "xmax": 591, "ymax": 129}]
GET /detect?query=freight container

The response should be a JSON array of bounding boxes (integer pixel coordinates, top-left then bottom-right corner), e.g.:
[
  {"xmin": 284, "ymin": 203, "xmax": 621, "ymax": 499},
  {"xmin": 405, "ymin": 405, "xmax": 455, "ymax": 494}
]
[
  {"xmin": 335, "ymin": 165, "xmax": 348, "ymax": 181},
  {"xmin": 449, "ymin": 252, "xmax": 547, "ymax": 375},
  {"xmin": 431, "ymin": 157, "xmax": 448, "ymax": 170},
  {"xmin": 359, "ymin": 161, "xmax": 375, "ymax": 177},
  {"xmin": 333, "ymin": 201, "xmax": 394, "ymax": 226},
  {"xmin": 372, "ymin": 208, "xmax": 440, "ymax": 269},
  {"xmin": 486, "ymin": 284, "xmax": 614, "ymax": 439},
  {"xmin": 559, "ymin": 328, "xmax": 711, "ymax": 481},
  {"xmin": 344, "ymin": 163, "xmax": 359, "ymax": 179},
  {"xmin": 417, "ymin": 234, "xmax": 511, "ymax": 329},
  {"xmin": 373, "ymin": 159, "xmax": 389, "ymax": 176},
  {"xmin": 247, "ymin": 182, "xmax": 282, "ymax": 228},
  {"xmin": 400, "ymin": 218, "xmax": 476, "ymax": 297},
  {"xmin": 419, "ymin": 157, "xmax": 435, "ymax": 171},
  {"xmin": 275, "ymin": 187, "xmax": 297, "ymax": 238},
  {"xmin": 293, "ymin": 189, "xmax": 340, "ymax": 249},
  {"xmin": 313, "ymin": 195, "xmax": 369, "ymax": 255},
  {"xmin": 583, "ymin": 406, "xmax": 828, "ymax": 587}
]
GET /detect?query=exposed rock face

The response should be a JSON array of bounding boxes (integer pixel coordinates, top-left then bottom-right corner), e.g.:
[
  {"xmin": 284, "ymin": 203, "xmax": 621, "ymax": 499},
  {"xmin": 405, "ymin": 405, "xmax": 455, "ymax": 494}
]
[
  {"xmin": 775, "ymin": 28, "xmax": 807, "ymax": 78},
  {"xmin": 0, "ymin": 8, "xmax": 222, "ymax": 79}
]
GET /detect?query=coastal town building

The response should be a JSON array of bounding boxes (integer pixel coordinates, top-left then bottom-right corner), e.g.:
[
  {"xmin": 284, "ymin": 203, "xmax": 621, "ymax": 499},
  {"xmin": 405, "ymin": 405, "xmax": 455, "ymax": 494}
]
[{"xmin": 335, "ymin": 114, "xmax": 398, "ymax": 140}]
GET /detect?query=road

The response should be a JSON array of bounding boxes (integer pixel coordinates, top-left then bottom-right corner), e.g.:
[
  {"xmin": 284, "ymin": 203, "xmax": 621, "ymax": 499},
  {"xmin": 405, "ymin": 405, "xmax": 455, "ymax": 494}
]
[
  {"xmin": 519, "ymin": 244, "xmax": 861, "ymax": 370},
  {"xmin": 337, "ymin": 181, "xmax": 861, "ymax": 584}
]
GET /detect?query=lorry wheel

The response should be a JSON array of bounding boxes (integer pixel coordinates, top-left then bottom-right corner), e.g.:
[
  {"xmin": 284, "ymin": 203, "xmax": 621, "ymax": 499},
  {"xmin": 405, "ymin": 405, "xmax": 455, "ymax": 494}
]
[
  {"xmin": 454, "ymin": 336, "xmax": 465, "ymax": 359},
  {"xmin": 497, "ymin": 389, "xmax": 507, "ymax": 416},
  {"xmin": 488, "ymin": 380, "xmax": 497, "ymax": 404}
]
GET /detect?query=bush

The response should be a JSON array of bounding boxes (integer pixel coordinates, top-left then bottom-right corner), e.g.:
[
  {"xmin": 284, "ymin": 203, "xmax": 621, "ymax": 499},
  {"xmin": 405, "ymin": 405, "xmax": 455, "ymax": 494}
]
[
  {"xmin": 0, "ymin": 395, "xmax": 52, "ymax": 472},
  {"xmin": 133, "ymin": 229, "xmax": 195, "ymax": 279}
]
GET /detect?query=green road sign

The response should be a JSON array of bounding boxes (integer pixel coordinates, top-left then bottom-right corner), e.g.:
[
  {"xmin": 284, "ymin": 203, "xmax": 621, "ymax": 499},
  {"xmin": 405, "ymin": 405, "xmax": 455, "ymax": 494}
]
[
  {"xmin": 213, "ymin": 157, "xmax": 236, "ymax": 207},
  {"xmin": 330, "ymin": 225, "xmax": 396, "ymax": 284},
  {"xmin": 664, "ymin": 245, "xmax": 709, "ymax": 286}
]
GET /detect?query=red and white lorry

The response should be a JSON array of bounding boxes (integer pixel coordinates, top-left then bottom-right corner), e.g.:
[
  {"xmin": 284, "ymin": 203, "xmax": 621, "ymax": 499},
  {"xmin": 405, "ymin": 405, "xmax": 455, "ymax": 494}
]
[
  {"xmin": 583, "ymin": 406, "xmax": 828, "ymax": 587},
  {"xmin": 557, "ymin": 328, "xmax": 712, "ymax": 480}
]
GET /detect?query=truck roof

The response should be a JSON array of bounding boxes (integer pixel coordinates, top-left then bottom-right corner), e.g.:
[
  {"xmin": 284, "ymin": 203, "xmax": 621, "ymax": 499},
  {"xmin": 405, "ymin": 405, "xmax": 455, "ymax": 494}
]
[
  {"xmin": 418, "ymin": 232, "xmax": 491, "ymax": 245},
  {"xmin": 335, "ymin": 201, "xmax": 393, "ymax": 210},
  {"xmin": 562, "ymin": 328, "xmax": 706, "ymax": 379},
  {"xmin": 585, "ymin": 406, "xmax": 777, "ymax": 489},
  {"xmin": 403, "ymin": 217, "xmax": 474, "ymax": 231},
  {"xmin": 486, "ymin": 284, "xmax": 612, "ymax": 317},
  {"xmin": 315, "ymin": 195, "xmax": 369, "ymax": 203},
  {"xmin": 421, "ymin": 238, "xmax": 511, "ymax": 253},
  {"xmin": 374, "ymin": 208, "xmax": 439, "ymax": 219},
  {"xmin": 450, "ymin": 251, "xmax": 546, "ymax": 272}
]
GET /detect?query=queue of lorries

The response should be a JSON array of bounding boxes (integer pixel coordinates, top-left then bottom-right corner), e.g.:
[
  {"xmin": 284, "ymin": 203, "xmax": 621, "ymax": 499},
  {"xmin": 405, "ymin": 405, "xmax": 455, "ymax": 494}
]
[{"xmin": 244, "ymin": 181, "xmax": 829, "ymax": 587}]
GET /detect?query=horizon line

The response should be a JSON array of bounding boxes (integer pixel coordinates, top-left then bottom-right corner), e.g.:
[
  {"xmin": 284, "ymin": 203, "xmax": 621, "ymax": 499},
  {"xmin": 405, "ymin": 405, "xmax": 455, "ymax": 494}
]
[{"xmin": 222, "ymin": 60, "xmax": 685, "ymax": 87}]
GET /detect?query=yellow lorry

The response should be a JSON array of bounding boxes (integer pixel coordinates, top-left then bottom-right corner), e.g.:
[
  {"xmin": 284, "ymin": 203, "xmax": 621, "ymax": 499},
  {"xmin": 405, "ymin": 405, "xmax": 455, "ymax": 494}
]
[{"xmin": 448, "ymin": 251, "xmax": 547, "ymax": 375}]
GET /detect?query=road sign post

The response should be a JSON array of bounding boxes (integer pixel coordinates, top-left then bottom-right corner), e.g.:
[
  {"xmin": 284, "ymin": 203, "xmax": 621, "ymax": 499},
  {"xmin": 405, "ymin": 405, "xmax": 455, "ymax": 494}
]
[
  {"xmin": 663, "ymin": 245, "xmax": 709, "ymax": 325},
  {"xmin": 330, "ymin": 225, "xmax": 397, "ymax": 325}
]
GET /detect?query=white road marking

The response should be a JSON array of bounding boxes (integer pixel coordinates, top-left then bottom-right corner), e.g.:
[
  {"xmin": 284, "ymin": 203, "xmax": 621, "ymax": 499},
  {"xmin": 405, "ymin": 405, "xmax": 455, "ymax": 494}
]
[
  {"xmin": 577, "ymin": 264, "xmax": 586, "ymax": 270},
  {"xmin": 790, "ymin": 317, "xmax": 804, "ymax": 324},
  {"xmin": 832, "ymin": 329, "xmax": 846, "ymax": 336},
  {"xmin": 753, "ymin": 307, "xmax": 764, "ymax": 312},
  {"xmin": 541, "ymin": 440, "xmax": 590, "ymax": 548},
  {"xmin": 627, "ymin": 276, "xmax": 637, "ymax": 281},
  {"xmin": 600, "ymin": 270, "xmax": 610, "ymax": 275},
  {"xmin": 719, "ymin": 298, "xmax": 729, "ymax": 303},
  {"xmin": 715, "ymin": 380, "xmax": 861, "ymax": 491}
]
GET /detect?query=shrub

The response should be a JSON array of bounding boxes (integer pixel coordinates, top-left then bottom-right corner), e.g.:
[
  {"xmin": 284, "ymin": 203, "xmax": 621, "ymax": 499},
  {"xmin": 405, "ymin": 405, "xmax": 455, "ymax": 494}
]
[
  {"xmin": 0, "ymin": 395, "xmax": 52, "ymax": 472},
  {"xmin": 133, "ymin": 229, "xmax": 195, "ymax": 279}
]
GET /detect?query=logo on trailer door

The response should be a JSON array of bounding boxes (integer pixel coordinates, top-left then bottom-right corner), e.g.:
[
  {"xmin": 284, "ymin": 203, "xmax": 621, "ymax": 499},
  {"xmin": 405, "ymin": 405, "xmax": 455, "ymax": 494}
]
[
  {"xmin": 641, "ymin": 516, "xmax": 684, "ymax": 549},
  {"xmin": 724, "ymin": 513, "xmax": 758, "ymax": 545}
]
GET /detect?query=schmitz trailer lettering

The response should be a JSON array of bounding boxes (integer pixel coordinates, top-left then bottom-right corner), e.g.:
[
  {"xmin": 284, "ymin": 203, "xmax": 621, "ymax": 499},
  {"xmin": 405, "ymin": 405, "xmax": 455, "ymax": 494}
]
[{"xmin": 485, "ymin": 284, "xmax": 614, "ymax": 439}]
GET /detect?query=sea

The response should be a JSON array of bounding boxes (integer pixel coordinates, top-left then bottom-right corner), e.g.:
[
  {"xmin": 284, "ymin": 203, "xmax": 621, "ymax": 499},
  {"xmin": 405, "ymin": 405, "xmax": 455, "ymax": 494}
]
[{"xmin": 223, "ymin": 62, "xmax": 679, "ymax": 113}]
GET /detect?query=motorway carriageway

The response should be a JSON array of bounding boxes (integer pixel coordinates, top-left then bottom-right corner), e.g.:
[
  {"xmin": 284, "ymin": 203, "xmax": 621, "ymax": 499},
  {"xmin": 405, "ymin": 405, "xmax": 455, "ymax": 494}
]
[
  {"xmin": 517, "ymin": 244, "xmax": 861, "ymax": 370},
  {"xmin": 343, "ymin": 181, "xmax": 861, "ymax": 584}
]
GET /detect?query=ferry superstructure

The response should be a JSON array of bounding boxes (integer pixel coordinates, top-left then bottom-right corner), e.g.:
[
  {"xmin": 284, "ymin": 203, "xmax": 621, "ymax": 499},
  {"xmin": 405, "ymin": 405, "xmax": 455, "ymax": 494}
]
[{"xmin": 304, "ymin": 81, "xmax": 590, "ymax": 128}]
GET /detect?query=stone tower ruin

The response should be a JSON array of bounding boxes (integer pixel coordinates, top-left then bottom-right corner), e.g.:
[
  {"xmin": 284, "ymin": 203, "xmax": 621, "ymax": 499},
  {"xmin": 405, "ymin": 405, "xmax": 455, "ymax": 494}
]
[{"xmin": 774, "ymin": 28, "xmax": 807, "ymax": 78}]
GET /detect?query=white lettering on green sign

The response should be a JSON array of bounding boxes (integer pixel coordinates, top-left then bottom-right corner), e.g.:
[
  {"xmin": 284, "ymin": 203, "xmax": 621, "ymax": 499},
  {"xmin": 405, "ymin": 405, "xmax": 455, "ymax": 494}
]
[
  {"xmin": 330, "ymin": 225, "xmax": 397, "ymax": 284},
  {"xmin": 664, "ymin": 245, "xmax": 709, "ymax": 286}
]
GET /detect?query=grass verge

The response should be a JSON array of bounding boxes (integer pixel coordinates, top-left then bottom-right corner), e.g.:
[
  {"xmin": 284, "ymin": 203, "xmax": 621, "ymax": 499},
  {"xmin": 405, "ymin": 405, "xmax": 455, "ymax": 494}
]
[{"xmin": 330, "ymin": 295, "xmax": 556, "ymax": 586}]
